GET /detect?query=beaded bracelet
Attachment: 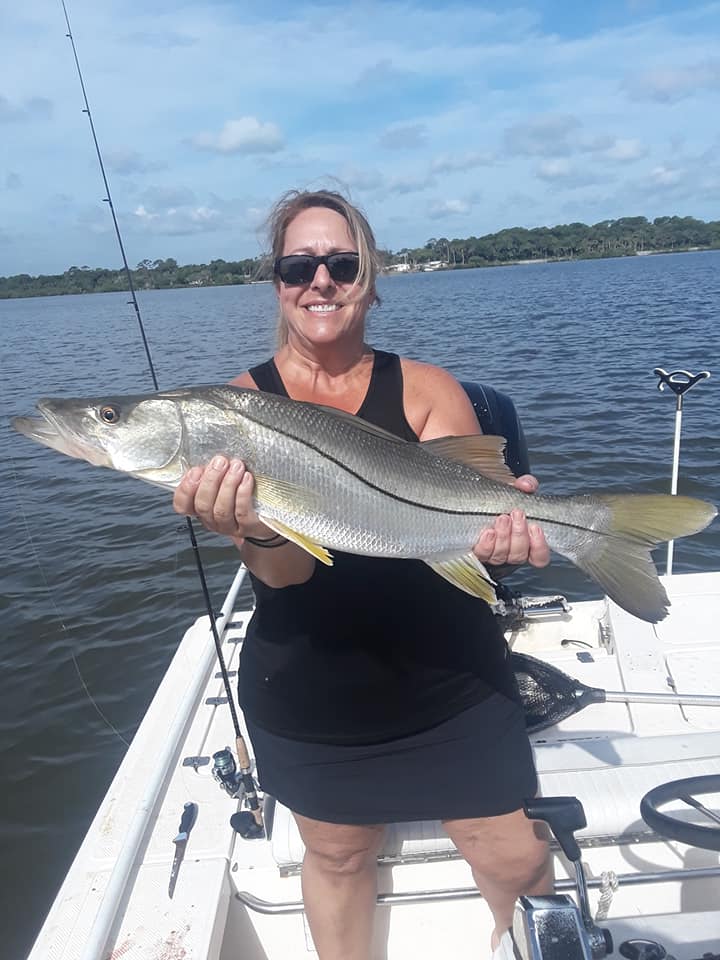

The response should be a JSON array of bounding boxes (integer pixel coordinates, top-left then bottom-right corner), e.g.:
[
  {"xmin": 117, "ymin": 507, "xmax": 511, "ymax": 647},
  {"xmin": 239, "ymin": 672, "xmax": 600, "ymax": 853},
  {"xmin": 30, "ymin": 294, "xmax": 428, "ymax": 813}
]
[{"xmin": 244, "ymin": 532, "xmax": 289, "ymax": 548}]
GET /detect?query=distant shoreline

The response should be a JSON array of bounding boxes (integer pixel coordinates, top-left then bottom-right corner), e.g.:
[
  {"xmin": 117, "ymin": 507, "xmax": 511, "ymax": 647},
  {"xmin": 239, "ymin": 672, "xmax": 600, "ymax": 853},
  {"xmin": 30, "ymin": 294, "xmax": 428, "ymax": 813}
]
[
  {"xmin": 1, "ymin": 245, "xmax": 716, "ymax": 300},
  {"xmin": 2, "ymin": 212, "xmax": 718, "ymax": 300},
  {"xmin": 384, "ymin": 245, "xmax": 714, "ymax": 275}
]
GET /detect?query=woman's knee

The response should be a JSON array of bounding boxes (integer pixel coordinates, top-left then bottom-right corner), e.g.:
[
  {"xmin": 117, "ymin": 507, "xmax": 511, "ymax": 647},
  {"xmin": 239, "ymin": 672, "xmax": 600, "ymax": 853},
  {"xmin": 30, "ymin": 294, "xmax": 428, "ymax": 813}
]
[
  {"xmin": 296, "ymin": 816, "xmax": 385, "ymax": 876},
  {"xmin": 477, "ymin": 835, "xmax": 552, "ymax": 893},
  {"xmin": 445, "ymin": 811, "xmax": 552, "ymax": 891}
]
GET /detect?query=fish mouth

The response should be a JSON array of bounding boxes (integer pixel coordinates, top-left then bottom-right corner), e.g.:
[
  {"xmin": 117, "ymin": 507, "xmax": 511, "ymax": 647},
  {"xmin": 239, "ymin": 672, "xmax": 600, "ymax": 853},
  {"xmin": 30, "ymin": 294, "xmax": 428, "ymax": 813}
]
[{"xmin": 12, "ymin": 400, "xmax": 112, "ymax": 467}]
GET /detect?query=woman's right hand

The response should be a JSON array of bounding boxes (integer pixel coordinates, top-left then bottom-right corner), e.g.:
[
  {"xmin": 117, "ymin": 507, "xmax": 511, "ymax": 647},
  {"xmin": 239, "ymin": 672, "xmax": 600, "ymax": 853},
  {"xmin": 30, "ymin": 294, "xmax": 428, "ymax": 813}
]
[{"xmin": 173, "ymin": 456, "xmax": 271, "ymax": 542}]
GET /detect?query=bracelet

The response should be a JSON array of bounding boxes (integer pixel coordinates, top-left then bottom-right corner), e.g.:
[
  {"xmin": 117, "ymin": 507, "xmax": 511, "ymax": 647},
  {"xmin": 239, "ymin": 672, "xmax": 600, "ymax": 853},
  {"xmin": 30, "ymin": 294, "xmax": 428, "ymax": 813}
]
[{"xmin": 244, "ymin": 532, "xmax": 289, "ymax": 548}]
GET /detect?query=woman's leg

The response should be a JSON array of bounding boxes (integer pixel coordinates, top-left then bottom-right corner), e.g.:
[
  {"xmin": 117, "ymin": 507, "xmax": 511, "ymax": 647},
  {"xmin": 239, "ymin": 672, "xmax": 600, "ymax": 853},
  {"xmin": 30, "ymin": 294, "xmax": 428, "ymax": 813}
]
[
  {"xmin": 294, "ymin": 812, "xmax": 386, "ymax": 960},
  {"xmin": 443, "ymin": 808, "xmax": 553, "ymax": 949}
]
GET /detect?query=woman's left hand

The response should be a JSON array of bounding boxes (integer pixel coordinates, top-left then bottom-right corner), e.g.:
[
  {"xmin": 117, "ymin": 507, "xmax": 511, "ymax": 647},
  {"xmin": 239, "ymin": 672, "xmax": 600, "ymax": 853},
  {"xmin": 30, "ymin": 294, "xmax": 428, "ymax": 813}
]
[{"xmin": 472, "ymin": 474, "xmax": 550, "ymax": 568}]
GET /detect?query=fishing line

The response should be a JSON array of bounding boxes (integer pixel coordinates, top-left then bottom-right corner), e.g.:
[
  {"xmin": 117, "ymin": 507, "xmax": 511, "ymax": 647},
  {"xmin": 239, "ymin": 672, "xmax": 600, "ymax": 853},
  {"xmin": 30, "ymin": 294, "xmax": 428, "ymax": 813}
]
[
  {"xmin": 58, "ymin": 0, "xmax": 262, "ymax": 825},
  {"xmin": 10, "ymin": 454, "xmax": 131, "ymax": 747},
  {"xmin": 60, "ymin": 0, "xmax": 158, "ymax": 392}
]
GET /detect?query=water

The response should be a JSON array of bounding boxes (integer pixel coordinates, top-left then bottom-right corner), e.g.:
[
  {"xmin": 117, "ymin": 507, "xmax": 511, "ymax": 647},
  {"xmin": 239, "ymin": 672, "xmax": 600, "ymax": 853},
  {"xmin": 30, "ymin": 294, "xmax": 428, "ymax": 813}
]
[{"xmin": 2, "ymin": 252, "xmax": 719, "ymax": 958}]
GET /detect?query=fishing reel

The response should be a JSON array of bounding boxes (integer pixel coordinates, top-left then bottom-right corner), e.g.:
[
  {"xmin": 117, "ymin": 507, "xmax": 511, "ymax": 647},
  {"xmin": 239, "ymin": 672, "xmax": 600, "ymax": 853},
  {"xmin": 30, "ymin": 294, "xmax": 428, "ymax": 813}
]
[
  {"xmin": 212, "ymin": 746, "xmax": 266, "ymax": 840},
  {"xmin": 212, "ymin": 747, "xmax": 244, "ymax": 798}
]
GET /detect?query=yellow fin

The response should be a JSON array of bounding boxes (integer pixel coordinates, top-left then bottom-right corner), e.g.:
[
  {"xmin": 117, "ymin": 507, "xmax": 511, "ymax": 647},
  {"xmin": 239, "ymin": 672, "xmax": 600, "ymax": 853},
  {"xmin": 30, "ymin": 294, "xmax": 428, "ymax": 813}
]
[
  {"xmin": 573, "ymin": 493, "xmax": 717, "ymax": 622},
  {"xmin": 258, "ymin": 515, "xmax": 334, "ymax": 566},
  {"xmin": 598, "ymin": 493, "xmax": 717, "ymax": 544},
  {"xmin": 425, "ymin": 554, "xmax": 498, "ymax": 603},
  {"xmin": 254, "ymin": 474, "xmax": 323, "ymax": 513},
  {"xmin": 421, "ymin": 435, "xmax": 516, "ymax": 484}
]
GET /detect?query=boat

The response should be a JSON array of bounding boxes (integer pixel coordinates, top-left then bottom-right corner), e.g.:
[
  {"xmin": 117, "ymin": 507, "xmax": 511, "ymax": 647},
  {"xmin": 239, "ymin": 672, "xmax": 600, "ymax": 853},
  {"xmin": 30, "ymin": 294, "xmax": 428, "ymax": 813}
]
[{"xmin": 25, "ymin": 376, "xmax": 720, "ymax": 960}]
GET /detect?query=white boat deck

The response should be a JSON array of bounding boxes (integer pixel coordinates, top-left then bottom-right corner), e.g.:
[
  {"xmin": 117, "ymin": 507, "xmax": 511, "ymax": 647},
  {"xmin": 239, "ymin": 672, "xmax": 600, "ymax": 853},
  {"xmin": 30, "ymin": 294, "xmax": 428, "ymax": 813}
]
[{"xmin": 27, "ymin": 571, "xmax": 720, "ymax": 960}]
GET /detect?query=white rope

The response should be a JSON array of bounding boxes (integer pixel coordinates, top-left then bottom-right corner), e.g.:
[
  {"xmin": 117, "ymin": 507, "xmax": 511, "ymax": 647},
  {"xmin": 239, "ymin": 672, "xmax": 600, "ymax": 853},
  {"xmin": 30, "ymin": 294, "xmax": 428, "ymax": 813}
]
[{"xmin": 594, "ymin": 869, "xmax": 619, "ymax": 921}]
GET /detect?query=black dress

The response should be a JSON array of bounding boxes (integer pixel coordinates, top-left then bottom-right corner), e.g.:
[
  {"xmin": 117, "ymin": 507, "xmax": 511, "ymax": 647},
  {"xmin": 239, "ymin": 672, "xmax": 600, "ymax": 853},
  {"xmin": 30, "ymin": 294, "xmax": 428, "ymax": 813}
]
[{"xmin": 239, "ymin": 351, "xmax": 537, "ymax": 823}]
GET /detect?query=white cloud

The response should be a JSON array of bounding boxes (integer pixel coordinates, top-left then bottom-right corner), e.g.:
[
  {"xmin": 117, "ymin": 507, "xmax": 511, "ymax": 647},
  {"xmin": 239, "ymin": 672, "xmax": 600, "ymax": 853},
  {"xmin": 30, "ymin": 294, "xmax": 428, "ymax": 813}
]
[
  {"xmin": 105, "ymin": 150, "xmax": 165, "ymax": 175},
  {"xmin": 537, "ymin": 159, "xmax": 573, "ymax": 180},
  {"xmin": 624, "ymin": 60, "xmax": 720, "ymax": 103},
  {"xmin": 4, "ymin": 0, "xmax": 720, "ymax": 273},
  {"xmin": 504, "ymin": 115, "xmax": 581, "ymax": 157},
  {"xmin": 649, "ymin": 165, "xmax": 683, "ymax": 186},
  {"xmin": 428, "ymin": 198, "xmax": 473, "ymax": 219},
  {"xmin": 386, "ymin": 173, "xmax": 436, "ymax": 195},
  {"xmin": 191, "ymin": 117, "xmax": 284, "ymax": 155},
  {"xmin": 601, "ymin": 138, "xmax": 646, "ymax": 162},
  {"xmin": 140, "ymin": 185, "xmax": 197, "ymax": 207},
  {"xmin": 378, "ymin": 123, "xmax": 427, "ymax": 150},
  {"xmin": 353, "ymin": 58, "xmax": 412, "ymax": 89},
  {"xmin": 338, "ymin": 169, "xmax": 435, "ymax": 197},
  {"xmin": 535, "ymin": 160, "xmax": 605, "ymax": 190},
  {"xmin": 430, "ymin": 151, "xmax": 495, "ymax": 173},
  {"xmin": 338, "ymin": 167, "xmax": 385, "ymax": 192},
  {"xmin": 132, "ymin": 203, "xmax": 224, "ymax": 235},
  {"xmin": 0, "ymin": 95, "xmax": 53, "ymax": 123}
]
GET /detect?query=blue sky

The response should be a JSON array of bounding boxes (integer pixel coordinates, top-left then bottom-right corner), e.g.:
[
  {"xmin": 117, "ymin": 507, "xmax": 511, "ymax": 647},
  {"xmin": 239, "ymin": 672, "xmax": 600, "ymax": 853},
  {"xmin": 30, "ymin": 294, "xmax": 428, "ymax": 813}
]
[{"xmin": 2, "ymin": 0, "xmax": 719, "ymax": 275}]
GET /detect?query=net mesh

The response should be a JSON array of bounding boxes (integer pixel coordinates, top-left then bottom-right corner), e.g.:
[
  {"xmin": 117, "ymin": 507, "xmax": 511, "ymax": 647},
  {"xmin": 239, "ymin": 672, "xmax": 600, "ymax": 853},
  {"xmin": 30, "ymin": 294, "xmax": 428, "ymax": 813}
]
[{"xmin": 511, "ymin": 652, "xmax": 592, "ymax": 733}]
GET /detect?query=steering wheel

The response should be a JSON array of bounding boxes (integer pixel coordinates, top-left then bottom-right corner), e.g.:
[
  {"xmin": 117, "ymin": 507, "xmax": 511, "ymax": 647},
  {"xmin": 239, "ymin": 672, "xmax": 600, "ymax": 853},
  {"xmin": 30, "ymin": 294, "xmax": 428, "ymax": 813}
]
[{"xmin": 640, "ymin": 775, "xmax": 720, "ymax": 851}]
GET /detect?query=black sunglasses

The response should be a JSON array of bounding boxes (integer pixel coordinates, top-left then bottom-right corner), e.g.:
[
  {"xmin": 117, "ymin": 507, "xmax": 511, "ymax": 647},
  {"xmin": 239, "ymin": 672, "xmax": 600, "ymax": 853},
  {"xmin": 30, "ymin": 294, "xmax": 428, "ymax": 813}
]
[{"xmin": 274, "ymin": 252, "xmax": 360, "ymax": 286}]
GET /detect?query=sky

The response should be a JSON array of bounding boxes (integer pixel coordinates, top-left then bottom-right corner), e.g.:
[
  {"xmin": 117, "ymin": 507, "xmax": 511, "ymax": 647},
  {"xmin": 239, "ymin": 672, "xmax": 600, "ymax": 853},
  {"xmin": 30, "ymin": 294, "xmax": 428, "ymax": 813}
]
[{"xmin": 2, "ymin": 0, "xmax": 720, "ymax": 275}]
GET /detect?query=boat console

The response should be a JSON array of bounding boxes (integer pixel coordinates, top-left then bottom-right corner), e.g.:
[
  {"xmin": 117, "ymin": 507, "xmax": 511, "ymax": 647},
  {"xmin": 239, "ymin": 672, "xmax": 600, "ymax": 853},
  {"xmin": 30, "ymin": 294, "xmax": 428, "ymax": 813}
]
[
  {"xmin": 510, "ymin": 780, "xmax": 720, "ymax": 960},
  {"xmin": 513, "ymin": 797, "xmax": 613, "ymax": 959}
]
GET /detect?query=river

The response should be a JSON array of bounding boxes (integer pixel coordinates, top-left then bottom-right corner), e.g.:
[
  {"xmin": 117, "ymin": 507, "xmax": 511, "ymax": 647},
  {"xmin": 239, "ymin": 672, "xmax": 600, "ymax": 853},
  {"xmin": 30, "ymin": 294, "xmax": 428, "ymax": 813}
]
[{"xmin": 2, "ymin": 251, "xmax": 719, "ymax": 958}]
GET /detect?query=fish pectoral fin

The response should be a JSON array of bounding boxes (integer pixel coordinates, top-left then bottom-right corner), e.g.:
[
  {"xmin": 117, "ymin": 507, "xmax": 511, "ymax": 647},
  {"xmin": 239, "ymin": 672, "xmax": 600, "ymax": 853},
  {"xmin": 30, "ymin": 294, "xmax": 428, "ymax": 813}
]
[
  {"xmin": 420, "ymin": 435, "xmax": 517, "ymax": 484},
  {"xmin": 425, "ymin": 554, "xmax": 498, "ymax": 603},
  {"xmin": 258, "ymin": 516, "xmax": 334, "ymax": 566},
  {"xmin": 254, "ymin": 474, "xmax": 324, "ymax": 513}
]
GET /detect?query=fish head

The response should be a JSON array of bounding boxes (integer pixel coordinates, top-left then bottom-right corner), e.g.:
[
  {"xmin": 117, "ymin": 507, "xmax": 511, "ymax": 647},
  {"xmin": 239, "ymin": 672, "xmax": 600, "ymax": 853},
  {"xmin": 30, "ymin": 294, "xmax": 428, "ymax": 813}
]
[{"xmin": 13, "ymin": 394, "xmax": 185, "ymax": 488}]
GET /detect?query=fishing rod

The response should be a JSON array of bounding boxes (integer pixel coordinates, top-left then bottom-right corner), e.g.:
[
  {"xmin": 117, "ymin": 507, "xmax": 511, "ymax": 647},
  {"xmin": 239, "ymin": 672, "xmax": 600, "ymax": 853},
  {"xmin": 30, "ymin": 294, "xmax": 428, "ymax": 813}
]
[
  {"xmin": 652, "ymin": 367, "xmax": 711, "ymax": 576},
  {"xmin": 60, "ymin": 1, "xmax": 264, "ymax": 835}
]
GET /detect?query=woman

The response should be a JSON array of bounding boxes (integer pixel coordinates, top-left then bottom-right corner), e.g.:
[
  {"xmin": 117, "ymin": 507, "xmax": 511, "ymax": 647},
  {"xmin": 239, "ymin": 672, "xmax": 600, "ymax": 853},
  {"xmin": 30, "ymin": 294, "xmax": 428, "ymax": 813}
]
[{"xmin": 173, "ymin": 189, "xmax": 553, "ymax": 957}]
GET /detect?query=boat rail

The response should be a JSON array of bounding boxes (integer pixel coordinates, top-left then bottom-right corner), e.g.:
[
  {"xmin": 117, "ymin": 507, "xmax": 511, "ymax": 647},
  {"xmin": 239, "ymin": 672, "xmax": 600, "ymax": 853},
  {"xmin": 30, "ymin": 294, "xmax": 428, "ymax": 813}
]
[
  {"xmin": 77, "ymin": 565, "xmax": 249, "ymax": 960},
  {"xmin": 235, "ymin": 864, "xmax": 720, "ymax": 914}
]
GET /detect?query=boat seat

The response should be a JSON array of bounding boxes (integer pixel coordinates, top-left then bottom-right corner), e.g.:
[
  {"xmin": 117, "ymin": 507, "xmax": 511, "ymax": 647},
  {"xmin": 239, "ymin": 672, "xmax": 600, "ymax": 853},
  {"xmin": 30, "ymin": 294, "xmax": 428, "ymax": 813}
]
[{"xmin": 268, "ymin": 753, "xmax": 720, "ymax": 869}]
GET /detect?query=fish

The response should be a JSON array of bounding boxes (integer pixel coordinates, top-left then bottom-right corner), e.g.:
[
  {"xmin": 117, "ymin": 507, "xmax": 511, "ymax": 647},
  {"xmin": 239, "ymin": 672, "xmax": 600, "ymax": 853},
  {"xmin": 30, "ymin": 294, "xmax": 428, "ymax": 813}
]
[{"xmin": 13, "ymin": 385, "xmax": 717, "ymax": 623}]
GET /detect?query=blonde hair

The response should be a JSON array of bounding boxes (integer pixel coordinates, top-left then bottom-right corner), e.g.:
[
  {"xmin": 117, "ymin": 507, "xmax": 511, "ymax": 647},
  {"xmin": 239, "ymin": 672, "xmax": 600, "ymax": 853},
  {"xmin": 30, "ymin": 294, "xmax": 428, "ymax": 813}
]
[{"xmin": 266, "ymin": 189, "xmax": 381, "ymax": 346}]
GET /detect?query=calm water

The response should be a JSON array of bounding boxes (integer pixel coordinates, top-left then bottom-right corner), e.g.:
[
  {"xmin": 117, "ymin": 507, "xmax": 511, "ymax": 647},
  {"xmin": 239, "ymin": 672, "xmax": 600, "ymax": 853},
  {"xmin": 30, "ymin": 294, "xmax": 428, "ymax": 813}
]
[{"xmin": 2, "ymin": 252, "xmax": 719, "ymax": 958}]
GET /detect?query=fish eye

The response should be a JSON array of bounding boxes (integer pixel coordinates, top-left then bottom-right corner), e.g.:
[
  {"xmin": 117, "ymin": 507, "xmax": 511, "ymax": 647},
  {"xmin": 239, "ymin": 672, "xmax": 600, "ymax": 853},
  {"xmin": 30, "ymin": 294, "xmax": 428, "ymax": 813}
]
[{"xmin": 99, "ymin": 404, "xmax": 121, "ymax": 424}]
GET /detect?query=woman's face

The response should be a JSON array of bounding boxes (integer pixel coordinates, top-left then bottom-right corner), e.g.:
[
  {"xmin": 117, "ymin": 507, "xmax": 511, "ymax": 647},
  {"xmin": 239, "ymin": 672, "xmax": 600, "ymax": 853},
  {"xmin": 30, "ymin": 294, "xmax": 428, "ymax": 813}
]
[{"xmin": 277, "ymin": 206, "xmax": 371, "ymax": 350}]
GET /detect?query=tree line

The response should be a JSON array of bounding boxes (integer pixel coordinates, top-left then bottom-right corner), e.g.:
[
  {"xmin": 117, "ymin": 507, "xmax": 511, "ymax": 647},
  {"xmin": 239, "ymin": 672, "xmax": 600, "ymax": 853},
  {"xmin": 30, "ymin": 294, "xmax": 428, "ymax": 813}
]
[
  {"xmin": 0, "ymin": 256, "xmax": 265, "ymax": 299},
  {"xmin": 1, "ymin": 215, "xmax": 718, "ymax": 299},
  {"xmin": 405, "ymin": 215, "xmax": 720, "ymax": 268}
]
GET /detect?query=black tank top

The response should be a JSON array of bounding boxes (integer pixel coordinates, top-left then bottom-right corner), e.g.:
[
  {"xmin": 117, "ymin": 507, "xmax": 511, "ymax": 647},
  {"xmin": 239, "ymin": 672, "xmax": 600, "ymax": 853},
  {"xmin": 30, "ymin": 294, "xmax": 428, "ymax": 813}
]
[{"xmin": 238, "ymin": 350, "xmax": 518, "ymax": 744}]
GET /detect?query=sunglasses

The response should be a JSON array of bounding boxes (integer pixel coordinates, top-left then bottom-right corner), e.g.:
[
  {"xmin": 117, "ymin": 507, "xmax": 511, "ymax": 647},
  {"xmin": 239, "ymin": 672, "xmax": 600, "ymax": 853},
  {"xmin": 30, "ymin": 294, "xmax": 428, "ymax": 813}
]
[{"xmin": 274, "ymin": 252, "xmax": 360, "ymax": 286}]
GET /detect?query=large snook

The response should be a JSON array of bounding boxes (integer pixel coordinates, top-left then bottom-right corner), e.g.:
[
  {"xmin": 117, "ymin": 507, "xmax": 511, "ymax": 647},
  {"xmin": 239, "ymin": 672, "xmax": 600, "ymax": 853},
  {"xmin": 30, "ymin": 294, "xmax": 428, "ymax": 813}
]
[{"xmin": 13, "ymin": 385, "xmax": 717, "ymax": 623}]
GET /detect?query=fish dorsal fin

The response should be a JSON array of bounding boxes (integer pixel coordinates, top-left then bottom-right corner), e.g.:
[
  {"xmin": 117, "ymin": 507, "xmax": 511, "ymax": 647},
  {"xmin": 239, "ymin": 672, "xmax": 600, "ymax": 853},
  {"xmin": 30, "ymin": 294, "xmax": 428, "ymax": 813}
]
[
  {"xmin": 421, "ymin": 435, "xmax": 516, "ymax": 484},
  {"xmin": 425, "ymin": 554, "xmax": 498, "ymax": 603}
]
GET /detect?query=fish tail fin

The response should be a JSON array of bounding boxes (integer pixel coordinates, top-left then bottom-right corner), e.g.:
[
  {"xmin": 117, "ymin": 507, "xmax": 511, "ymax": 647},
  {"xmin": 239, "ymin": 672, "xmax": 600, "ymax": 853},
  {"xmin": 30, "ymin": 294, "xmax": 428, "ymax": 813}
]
[{"xmin": 572, "ymin": 494, "xmax": 716, "ymax": 623}]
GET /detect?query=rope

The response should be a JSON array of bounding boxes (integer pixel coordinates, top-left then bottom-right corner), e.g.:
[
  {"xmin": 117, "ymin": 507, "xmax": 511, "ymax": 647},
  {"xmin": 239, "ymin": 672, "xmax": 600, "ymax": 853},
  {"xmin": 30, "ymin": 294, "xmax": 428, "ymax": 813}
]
[{"xmin": 594, "ymin": 869, "xmax": 618, "ymax": 921}]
